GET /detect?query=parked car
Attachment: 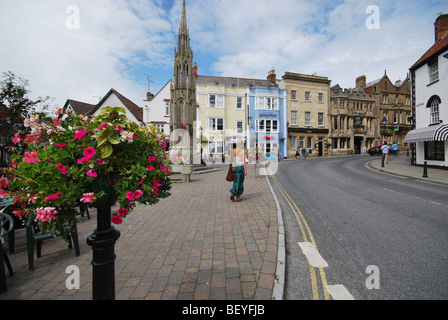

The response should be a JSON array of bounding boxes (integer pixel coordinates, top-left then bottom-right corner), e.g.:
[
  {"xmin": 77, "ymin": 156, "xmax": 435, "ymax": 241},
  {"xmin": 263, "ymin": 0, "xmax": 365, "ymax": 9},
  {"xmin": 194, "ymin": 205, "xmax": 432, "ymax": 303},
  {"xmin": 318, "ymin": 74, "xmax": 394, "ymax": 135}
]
[{"xmin": 368, "ymin": 145, "xmax": 383, "ymax": 156}]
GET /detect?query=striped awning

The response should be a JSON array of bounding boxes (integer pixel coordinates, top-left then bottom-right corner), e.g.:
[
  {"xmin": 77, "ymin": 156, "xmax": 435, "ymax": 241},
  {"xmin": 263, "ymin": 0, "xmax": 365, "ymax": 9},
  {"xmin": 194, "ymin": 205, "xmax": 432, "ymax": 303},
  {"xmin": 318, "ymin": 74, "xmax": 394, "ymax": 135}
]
[
  {"xmin": 405, "ymin": 124, "xmax": 448, "ymax": 143},
  {"xmin": 434, "ymin": 124, "xmax": 448, "ymax": 141}
]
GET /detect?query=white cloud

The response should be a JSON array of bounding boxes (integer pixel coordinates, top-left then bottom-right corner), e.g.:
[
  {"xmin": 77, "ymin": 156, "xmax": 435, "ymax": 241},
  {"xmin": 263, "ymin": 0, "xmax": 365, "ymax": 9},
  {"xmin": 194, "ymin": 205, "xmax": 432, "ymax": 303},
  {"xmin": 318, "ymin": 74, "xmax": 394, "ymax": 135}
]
[{"xmin": 0, "ymin": 0, "xmax": 172, "ymax": 107}]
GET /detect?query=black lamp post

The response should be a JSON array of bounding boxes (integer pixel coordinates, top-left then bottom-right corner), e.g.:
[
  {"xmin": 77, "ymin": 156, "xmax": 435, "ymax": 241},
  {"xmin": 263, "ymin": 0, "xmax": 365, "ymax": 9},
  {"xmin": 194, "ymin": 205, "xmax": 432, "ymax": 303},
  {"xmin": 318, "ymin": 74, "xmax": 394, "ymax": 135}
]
[
  {"xmin": 381, "ymin": 117, "xmax": 388, "ymax": 167},
  {"xmin": 87, "ymin": 205, "xmax": 120, "ymax": 300}
]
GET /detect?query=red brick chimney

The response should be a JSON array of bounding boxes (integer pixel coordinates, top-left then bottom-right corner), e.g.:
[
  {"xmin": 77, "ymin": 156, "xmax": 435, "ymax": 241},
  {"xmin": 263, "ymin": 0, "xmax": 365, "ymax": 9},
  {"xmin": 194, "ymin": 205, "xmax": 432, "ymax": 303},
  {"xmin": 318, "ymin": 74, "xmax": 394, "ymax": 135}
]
[
  {"xmin": 435, "ymin": 12, "xmax": 448, "ymax": 42},
  {"xmin": 267, "ymin": 69, "xmax": 276, "ymax": 83}
]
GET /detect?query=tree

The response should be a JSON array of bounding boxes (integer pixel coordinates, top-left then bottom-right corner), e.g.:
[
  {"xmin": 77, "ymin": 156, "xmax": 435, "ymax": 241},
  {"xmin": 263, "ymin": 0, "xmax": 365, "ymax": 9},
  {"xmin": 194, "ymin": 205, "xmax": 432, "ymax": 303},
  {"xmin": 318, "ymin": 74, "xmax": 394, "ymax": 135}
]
[{"xmin": 0, "ymin": 71, "xmax": 50, "ymax": 149}]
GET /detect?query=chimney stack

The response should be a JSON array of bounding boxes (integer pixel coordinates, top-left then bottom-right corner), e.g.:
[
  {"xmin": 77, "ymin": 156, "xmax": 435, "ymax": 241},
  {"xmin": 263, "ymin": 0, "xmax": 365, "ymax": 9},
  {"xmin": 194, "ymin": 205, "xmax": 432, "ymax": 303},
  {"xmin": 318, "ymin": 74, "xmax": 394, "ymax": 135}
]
[
  {"xmin": 356, "ymin": 75, "xmax": 366, "ymax": 88},
  {"xmin": 146, "ymin": 90, "xmax": 154, "ymax": 101},
  {"xmin": 434, "ymin": 12, "xmax": 448, "ymax": 42},
  {"xmin": 267, "ymin": 69, "xmax": 276, "ymax": 83}
]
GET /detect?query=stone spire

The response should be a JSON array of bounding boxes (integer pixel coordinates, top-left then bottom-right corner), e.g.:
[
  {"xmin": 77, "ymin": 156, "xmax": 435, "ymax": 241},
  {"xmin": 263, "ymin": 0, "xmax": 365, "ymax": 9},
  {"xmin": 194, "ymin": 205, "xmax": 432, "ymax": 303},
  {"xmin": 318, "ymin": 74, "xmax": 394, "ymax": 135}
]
[{"xmin": 170, "ymin": 0, "xmax": 197, "ymax": 164}]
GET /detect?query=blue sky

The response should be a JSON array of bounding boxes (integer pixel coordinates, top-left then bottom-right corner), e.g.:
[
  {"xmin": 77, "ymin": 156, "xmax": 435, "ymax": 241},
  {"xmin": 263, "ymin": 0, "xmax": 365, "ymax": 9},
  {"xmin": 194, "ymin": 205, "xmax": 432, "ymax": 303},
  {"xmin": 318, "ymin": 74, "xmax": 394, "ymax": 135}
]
[{"xmin": 0, "ymin": 0, "xmax": 447, "ymax": 109}]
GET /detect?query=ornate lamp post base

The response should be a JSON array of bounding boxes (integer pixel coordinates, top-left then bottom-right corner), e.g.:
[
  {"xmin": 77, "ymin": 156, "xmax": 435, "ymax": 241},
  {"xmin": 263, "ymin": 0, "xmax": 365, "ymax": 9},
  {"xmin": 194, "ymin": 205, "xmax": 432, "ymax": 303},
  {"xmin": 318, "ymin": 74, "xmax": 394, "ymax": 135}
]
[{"xmin": 87, "ymin": 206, "xmax": 120, "ymax": 300}]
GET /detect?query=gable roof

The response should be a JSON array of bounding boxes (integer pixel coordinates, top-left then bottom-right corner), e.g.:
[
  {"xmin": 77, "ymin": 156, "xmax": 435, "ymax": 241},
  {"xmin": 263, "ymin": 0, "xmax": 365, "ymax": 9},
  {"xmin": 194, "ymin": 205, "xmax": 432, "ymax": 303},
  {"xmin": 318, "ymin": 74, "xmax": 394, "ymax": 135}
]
[
  {"xmin": 410, "ymin": 31, "xmax": 448, "ymax": 71},
  {"xmin": 63, "ymin": 99, "xmax": 96, "ymax": 115},
  {"xmin": 90, "ymin": 88, "xmax": 143, "ymax": 122}
]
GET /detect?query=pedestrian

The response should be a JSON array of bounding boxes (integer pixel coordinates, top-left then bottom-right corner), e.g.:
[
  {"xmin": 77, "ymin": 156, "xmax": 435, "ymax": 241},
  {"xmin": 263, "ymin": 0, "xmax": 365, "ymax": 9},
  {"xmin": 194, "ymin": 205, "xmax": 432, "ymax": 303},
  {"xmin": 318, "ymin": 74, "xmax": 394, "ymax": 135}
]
[
  {"xmin": 301, "ymin": 147, "xmax": 307, "ymax": 160},
  {"xmin": 229, "ymin": 139, "xmax": 247, "ymax": 202},
  {"xmin": 381, "ymin": 141, "xmax": 390, "ymax": 166},
  {"xmin": 391, "ymin": 142, "xmax": 399, "ymax": 157},
  {"xmin": 295, "ymin": 147, "xmax": 301, "ymax": 159}
]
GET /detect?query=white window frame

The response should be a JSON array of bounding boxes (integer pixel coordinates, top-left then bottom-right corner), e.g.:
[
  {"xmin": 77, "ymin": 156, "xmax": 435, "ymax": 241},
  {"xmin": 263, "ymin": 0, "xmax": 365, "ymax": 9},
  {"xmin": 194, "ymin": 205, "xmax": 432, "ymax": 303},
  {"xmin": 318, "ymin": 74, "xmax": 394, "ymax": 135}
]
[
  {"xmin": 429, "ymin": 60, "xmax": 439, "ymax": 84},
  {"xmin": 236, "ymin": 121, "xmax": 243, "ymax": 134},
  {"xmin": 305, "ymin": 91, "xmax": 310, "ymax": 102},
  {"xmin": 236, "ymin": 96, "xmax": 243, "ymax": 109},
  {"xmin": 208, "ymin": 94, "xmax": 224, "ymax": 108},
  {"xmin": 165, "ymin": 102, "xmax": 170, "ymax": 116},
  {"xmin": 255, "ymin": 96, "xmax": 279, "ymax": 110},
  {"xmin": 318, "ymin": 92, "xmax": 323, "ymax": 103},
  {"xmin": 255, "ymin": 119, "xmax": 279, "ymax": 133},
  {"xmin": 291, "ymin": 111, "xmax": 297, "ymax": 125},
  {"xmin": 305, "ymin": 112, "xmax": 311, "ymax": 126},
  {"xmin": 291, "ymin": 90, "xmax": 297, "ymax": 100},
  {"xmin": 207, "ymin": 117, "xmax": 225, "ymax": 131},
  {"xmin": 430, "ymin": 99, "xmax": 440, "ymax": 124},
  {"xmin": 318, "ymin": 112, "xmax": 324, "ymax": 127}
]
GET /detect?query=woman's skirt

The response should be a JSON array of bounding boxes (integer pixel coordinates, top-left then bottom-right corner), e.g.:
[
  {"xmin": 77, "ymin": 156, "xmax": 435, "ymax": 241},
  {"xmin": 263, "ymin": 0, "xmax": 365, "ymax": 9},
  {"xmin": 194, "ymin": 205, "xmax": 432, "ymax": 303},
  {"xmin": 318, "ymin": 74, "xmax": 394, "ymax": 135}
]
[{"xmin": 230, "ymin": 165, "xmax": 245, "ymax": 196}]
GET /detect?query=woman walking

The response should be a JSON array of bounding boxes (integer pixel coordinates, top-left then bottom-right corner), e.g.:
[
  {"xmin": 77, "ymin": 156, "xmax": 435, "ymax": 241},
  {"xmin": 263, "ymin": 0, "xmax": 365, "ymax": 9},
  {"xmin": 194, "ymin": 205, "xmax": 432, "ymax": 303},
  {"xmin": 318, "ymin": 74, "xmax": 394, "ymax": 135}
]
[{"xmin": 230, "ymin": 139, "xmax": 247, "ymax": 202}]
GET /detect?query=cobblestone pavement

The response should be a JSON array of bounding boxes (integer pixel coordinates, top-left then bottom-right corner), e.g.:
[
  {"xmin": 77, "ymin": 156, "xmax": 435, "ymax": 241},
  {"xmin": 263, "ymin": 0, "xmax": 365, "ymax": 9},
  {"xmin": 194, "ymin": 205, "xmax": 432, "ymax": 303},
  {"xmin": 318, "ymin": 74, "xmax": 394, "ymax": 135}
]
[{"xmin": 0, "ymin": 164, "xmax": 281, "ymax": 300}]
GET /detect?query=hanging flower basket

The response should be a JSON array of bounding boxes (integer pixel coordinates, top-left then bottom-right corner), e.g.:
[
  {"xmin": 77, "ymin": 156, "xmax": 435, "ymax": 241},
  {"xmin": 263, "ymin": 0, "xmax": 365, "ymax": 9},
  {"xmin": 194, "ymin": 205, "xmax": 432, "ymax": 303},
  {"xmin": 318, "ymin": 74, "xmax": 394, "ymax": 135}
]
[{"xmin": 1, "ymin": 106, "xmax": 172, "ymax": 240}]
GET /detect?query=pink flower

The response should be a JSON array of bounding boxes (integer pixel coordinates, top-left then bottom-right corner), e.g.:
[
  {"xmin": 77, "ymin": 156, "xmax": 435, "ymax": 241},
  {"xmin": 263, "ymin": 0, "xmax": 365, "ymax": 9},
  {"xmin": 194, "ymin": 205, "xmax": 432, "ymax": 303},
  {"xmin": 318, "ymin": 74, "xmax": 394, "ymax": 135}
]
[
  {"xmin": 160, "ymin": 165, "xmax": 170, "ymax": 174},
  {"xmin": 126, "ymin": 191, "xmax": 135, "ymax": 201},
  {"xmin": 152, "ymin": 186, "xmax": 159, "ymax": 196},
  {"xmin": 73, "ymin": 129, "xmax": 89, "ymax": 141},
  {"xmin": 148, "ymin": 156, "xmax": 156, "ymax": 162},
  {"xmin": 52, "ymin": 118, "xmax": 62, "ymax": 126},
  {"xmin": 11, "ymin": 133, "xmax": 21, "ymax": 144},
  {"xmin": 115, "ymin": 125, "xmax": 124, "ymax": 132},
  {"xmin": 80, "ymin": 192, "xmax": 96, "ymax": 203},
  {"xmin": 98, "ymin": 122, "xmax": 108, "ymax": 130},
  {"xmin": 36, "ymin": 207, "xmax": 58, "ymax": 222},
  {"xmin": 134, "ymin": 190, "xmax": 143, "ymax": 199},
  {"xmin": 77, "ymin": 157, "xmax": 89, "ymax": 164},
  {"xmin": 153, "ymin": 180, "xmax": 162, "ymax": 187},
  {"xmin": 117, "ymin": 208, "xmax": 128, "ymax": 216},
  {"xmin": 27, "ymin": 194, "xmax": 39, "ymax": 204},
  {"xmin": 96, "ymin": 159, "xmax": 108, "ymax": 165},
  {"xmin": 44, "ymin": 192, "xmax": 62, "ymax": 202},
  {"xmin": 111, "ymin": 215, "xmax": 123, "ymax": 225},
  {"xmin": 147, "ymin": 165, "xmax": 155, "ymax": 171},
  {"xmin": 83, "ymin": 147, "xmax": 97, "ymax": 159},
  {"xmin": 86, "ymin": 169, "xmax": 98, "ymax": 177},
  {"xmin": 24, "ymin": 134, "xmax": 39, "ymax": 144},
  {"xmin": 54, "ymin": 142, "xmax": 67, "ymax": 148},
  {"xmin": 56, "ymin": 163, "xmax": 68, "ymax": 174},
  {"xmin": 158, "ymin": 140, "xmax": 167, "ymax": 149},
  {"xmin": 23, "ymin": 152, "xmax": 41, "ymax": 163}
]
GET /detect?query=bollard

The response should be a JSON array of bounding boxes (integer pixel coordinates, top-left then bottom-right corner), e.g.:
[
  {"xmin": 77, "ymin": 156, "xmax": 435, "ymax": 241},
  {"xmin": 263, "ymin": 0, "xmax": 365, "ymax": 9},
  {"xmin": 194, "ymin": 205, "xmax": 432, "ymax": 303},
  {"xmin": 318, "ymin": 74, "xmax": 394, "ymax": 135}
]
[{"xmin": 423, "ymin": 161, "xmax": 428, "ymax": 178}]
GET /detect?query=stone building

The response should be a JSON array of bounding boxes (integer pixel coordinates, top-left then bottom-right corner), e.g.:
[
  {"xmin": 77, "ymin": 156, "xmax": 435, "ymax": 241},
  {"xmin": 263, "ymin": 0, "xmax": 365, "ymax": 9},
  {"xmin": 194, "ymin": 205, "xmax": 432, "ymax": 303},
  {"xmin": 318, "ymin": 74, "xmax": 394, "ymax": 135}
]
[
  {"xmin": 283, "ymin": 72, "xmax": 331, "ymax": 157},
  {"xmin": 329, "ymin": 76, "xmax": 379, "ymax": 155},
  {"xmin": 363, "ymin": 71, "xmax": 412, "ymax": 150}
]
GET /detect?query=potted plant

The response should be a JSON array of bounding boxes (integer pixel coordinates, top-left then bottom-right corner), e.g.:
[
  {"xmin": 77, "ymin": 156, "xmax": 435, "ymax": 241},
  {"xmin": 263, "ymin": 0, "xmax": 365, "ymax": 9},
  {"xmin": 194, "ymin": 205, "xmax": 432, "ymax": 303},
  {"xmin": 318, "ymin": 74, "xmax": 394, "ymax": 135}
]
[{"xmin": 1, "ymin": 106, "xmax": 171, "ymax": 241}]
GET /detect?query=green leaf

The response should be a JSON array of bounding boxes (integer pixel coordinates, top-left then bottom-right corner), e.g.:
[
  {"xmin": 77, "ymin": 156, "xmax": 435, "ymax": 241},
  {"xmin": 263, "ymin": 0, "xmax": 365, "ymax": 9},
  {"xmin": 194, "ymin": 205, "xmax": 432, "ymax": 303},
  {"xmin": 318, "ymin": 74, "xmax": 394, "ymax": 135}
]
[
  {"xmin": 108, "ymin": 133, "xmax": 121, "ymax": 145},
  {"xmin": 101, "ymin": 144, "xmax": 113, "ymax": 158},
  {"xmin": 99, "ymin": 106, "xmax": 113, "ymax": 115}
]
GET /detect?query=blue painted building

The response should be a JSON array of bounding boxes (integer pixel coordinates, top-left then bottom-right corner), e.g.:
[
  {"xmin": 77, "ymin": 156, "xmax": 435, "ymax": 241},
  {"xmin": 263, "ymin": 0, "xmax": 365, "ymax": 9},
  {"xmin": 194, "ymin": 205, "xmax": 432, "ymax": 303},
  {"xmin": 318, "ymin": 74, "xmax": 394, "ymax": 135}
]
[{"xmin": 247, "ymin": 70, "xmax": 288, "ymax": 160}]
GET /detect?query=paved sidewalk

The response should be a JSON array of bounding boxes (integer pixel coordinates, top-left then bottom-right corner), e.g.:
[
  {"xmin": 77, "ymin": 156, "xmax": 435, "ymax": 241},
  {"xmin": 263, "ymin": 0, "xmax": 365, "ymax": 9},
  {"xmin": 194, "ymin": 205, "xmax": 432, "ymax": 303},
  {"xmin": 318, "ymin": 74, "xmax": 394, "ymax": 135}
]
[
  {"xmin": 0, "ymin": 164, "xmax": 282, "ymax": 300},
  {"xmin": 368, "ymin": 153, "xmax": 448, "ymax": 186}
]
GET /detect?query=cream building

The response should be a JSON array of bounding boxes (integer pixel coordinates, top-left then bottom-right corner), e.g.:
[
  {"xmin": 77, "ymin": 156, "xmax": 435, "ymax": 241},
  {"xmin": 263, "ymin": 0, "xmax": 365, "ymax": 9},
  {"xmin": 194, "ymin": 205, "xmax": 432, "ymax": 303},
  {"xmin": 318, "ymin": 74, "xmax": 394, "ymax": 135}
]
[
  {"xmin": 283, "ymin": 72, "xmax": 331, "ymax": 157},
  {"xmin": 195, "ymin": 75, "xmax": 249, "ymax": 163}
]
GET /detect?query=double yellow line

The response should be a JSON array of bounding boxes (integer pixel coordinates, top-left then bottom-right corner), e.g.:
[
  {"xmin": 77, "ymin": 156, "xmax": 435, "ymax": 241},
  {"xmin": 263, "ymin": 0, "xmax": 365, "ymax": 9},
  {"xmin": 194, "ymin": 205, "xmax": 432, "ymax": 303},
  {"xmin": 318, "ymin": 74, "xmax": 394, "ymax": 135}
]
[{"xmin": 267, "ymin": 165, "xmax": 330, "ymax": 300}]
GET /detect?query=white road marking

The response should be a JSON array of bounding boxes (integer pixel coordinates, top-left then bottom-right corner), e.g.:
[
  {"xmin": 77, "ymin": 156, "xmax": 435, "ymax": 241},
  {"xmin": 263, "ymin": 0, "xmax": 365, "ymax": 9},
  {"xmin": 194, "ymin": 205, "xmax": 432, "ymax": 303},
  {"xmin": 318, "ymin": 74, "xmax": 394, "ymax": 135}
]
[
  {"xmin": 325, "ymin": 284, "xmax": 355, "ymax": 300},
  {"xmin": 298, "ymin": 242, "xmax": 329, "ymax": 268}
]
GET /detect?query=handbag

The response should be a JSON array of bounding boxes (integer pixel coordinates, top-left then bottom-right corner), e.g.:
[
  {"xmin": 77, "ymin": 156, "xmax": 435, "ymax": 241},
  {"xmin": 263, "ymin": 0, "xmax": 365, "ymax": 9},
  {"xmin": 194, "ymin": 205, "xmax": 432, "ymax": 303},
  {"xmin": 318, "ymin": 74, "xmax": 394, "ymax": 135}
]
[{"xmin": 226, "ymin": 164, "xmax": 233, "ymax": 182}]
